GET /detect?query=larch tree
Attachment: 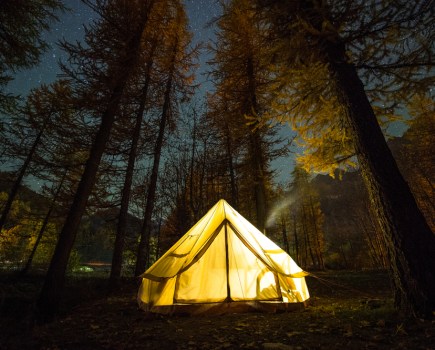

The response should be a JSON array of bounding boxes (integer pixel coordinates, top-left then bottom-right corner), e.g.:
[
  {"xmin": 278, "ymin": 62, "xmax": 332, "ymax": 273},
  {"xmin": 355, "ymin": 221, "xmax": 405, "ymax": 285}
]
[
  {"xmin": 256, "ymin": 0, "xmax": 435, "ymax": 318},
  {"xmin": 21, "ymin": 169, "xmax": 68, "ymax": 275},
  {"xmin": 209, "ymin": 0, "xmax": 285, "ymax": 233},
  {"xmin": 0, "ymin": 81, "xmax": 72, "ymax": 235},
  {"xmin": 134, "ymin": 0, "xmax": 197, "ymax": 275},
  {"xmin": 0, "ymin": 0, "xmax": 64, "ymax": 112},
  {"xmin": 109, "ymin": 7, "xmax": 164, "ymax": 289},
  {"xmin": 206, "ymin": 91, "xmax": 243, "ymax": 209},
  {"xmin": 155, "ymin": 100, "xmax": 229, "ymax": 255},
  {"xmin": 289, "ymin": 166, "xmax": 325, "ymax": 270},
  {"xmin": 36, "ymin": 0, "xmax": 157, "ymax": 322}
]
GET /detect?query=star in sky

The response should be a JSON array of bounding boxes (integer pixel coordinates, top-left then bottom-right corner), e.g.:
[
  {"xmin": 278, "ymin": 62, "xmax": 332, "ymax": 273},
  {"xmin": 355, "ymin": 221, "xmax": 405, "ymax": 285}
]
[
  {"xmin": 5, "ymin": 0, "xmax": 294, "ymax": 186},
  {"xmin": 7, "ymin": 0, "xmax": 221, "ymax": 98}
]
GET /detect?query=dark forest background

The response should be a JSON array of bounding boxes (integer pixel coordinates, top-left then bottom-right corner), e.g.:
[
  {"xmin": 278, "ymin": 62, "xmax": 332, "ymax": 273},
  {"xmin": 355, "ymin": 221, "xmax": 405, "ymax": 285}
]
[
  {"xmin": 1, "ymin": 118, "xmax": 433, "ymax": 274},
  {"xmin": 0, "ymin": 0, "xmax": 433, "ymax": 320}
]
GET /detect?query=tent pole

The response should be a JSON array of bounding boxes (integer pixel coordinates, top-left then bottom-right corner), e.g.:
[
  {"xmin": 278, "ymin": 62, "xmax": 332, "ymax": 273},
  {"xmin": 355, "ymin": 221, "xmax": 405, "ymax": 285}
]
[{"xmin": 224, "ymin": 221, "xmax": 232, "ymax": 302}]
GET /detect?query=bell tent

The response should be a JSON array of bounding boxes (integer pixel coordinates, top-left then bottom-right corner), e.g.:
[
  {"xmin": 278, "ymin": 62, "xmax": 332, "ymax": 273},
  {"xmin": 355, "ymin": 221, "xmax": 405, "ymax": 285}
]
[{"xmin": 137, "ymin": 199, "xmax": 310, "ymax": 314}]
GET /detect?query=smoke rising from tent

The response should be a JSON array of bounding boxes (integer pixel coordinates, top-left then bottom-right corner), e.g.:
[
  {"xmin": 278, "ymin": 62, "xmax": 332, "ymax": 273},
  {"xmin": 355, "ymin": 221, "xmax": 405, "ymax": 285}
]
[{"xmin": 265, "ymin": 195, "xmax": 295, "ymax": 228}]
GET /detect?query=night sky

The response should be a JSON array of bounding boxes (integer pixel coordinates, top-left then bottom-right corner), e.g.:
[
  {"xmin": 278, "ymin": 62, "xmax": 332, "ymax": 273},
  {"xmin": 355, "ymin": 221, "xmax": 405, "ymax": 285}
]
[
  {"xmin": 5, "ymin": 0, "xmax": 294, "ymax": 185},
  {"xmin": 4, "ymin": 0, "xmax": 407, "ymax": 187},
  {"xmin": 7, "ymin": 0, "xmax": 221, "ymax": 97}
]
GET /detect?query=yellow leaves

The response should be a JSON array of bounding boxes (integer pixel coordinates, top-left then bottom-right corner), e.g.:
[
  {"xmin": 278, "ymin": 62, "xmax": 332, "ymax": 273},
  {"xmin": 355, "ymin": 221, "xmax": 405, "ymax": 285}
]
[
  {"xmin": 297, "ymin": 17, "xmax": 339, "ymax": 43},
  {"xmin": 265, "ymin": 58, "xmax": 358, "ymax": 176},
  {"xmin": 407, "ymin": 93, "xmax": 435, "ymax": 127}
]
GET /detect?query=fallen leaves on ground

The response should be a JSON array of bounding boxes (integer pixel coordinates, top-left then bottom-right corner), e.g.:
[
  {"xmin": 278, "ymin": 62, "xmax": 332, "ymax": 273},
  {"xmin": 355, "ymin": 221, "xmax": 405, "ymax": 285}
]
[{"xmin": 1, "ymin": 271, "xmax": 434, "ymax": 349}]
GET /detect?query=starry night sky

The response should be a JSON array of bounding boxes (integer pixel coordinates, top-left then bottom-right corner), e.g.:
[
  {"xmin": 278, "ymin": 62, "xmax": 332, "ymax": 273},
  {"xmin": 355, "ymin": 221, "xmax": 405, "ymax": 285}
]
[
  {"xmin": 7, "ymin": 0, "xmax": 221, "ymax": 97},
  {"xmin": 3, "ymin": 0, "xmax": 296, "ymax": 185}
]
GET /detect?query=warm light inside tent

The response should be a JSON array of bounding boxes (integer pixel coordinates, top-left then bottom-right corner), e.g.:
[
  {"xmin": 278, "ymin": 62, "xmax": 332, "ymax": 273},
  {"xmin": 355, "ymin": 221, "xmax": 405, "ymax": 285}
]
[{"xmin": 137, "ymin": 199, "xmax": 310, "ymax": 314}]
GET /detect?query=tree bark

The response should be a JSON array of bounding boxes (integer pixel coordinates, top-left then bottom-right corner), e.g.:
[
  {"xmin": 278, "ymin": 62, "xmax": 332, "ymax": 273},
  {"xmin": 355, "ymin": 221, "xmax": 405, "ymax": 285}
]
[
  {"xmin": 246, "ymin": 56, "xmax": 268, "ymax": 233},
  {"xmin": 224, "ymin": 122, "xmax": 239, "ymax": 209},
  {"xmin": 189, "ymin": 111, "xmax": 199, "ymax": 220},
  {"xmin": 309, "ymin": 196, "xmax": 324, "ymax": 270},
  {"xmin": 325, "ymin": 41, "xmax": 435, "ymax": 318},
  {"xmin": 280, "ymin": 214, "xmax": 290, "ymax": 254},
  {"xmin": 292, "ymin": 211, "xmax": 299, "ymax": 263}
]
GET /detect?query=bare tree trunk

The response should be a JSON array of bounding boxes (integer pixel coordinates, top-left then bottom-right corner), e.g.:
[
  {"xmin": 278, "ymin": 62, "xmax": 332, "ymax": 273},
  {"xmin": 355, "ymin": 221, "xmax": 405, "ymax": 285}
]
[
  {"xmin": 368, "ymin": 212, "xmax": 389, "ymax": 269},
  {"xmin": 292, "ymin": 212, "xmax": 300, "ymax": 263},
  {"xmin": 280, "ymin": 214, "xmax": 289, "ymax": 253},
  {"xmin": 246, "ymin": 56, "xmax": 268, "ymax": 233},
  {"xmin": 301, "ymin": 204, "xmax": 316, "ymax": 268},
  {"xmin": 326, "ymin": 41, "xmax": 435, "ymax": 318},
  {"xmin": 358, "ymin": 216, "xmax": 382, "ymax": 268},
  {"xmin": 309, "ymin": 196, "xmax": 324, "ymax": 270},
  {"xmin": 224, "ymin": 122, "xmax": 238, "ymax": 209},
  {"xmin": 249, "ymin": 130, "xmax": 268, "ymax": 233},
  {"xmin": 339, "ymin": 243, "xmax": 349, "ymax": 269},
  {"xmin": 189, "ymin": 111, "xmax": 199, "ymax": 220}
]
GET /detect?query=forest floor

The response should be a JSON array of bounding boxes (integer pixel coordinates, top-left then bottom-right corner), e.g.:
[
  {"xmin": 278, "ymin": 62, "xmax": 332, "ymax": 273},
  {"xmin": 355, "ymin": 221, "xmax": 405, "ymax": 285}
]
[{"xmin": 1, "ymin": 270, "xmax": 434, "ymax": 349}]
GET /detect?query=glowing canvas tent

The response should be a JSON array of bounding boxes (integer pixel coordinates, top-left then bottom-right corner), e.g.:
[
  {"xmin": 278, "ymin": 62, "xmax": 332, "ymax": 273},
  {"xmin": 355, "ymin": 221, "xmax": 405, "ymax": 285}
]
[{"xmin": 137, "ymin": 199, "xmax": 310, "ymax": 314}]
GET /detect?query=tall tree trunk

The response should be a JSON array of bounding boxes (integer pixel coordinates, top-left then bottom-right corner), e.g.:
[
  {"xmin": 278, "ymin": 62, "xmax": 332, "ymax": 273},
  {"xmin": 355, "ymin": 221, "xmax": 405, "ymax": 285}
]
[
  {"xmin": 109, "ymin": 44, "xmax": 156, "ymax": 289},
  {"xmin": 309, "ymin": 196, "xmax": 324, "ymax": 270},
  {"xmin": 189, "ymin": 111, "xmax": 199, "ymax": 220},
  {"xmin": 358, "ymin": 216, "xmax": 382, "ymax": 268},
  {"xmin": 224, "ymin": 122, "xmax": 238, "ymax": 209},
  {"xmin": 21, "ymin": 170, "xmax": 67, "ymax": 275},
  {"xmin": 36, "ymin": 4, "xmax": 153, "ymax": 321},
  {"xmin": 292, "ymin": 212, "xmax": 299, "ymax": 263},
  {"xmin": 301, "ymin": 204, "xmax": 316, "ymax": 268},
  {"xmin": 135, "ymin": 42, "xmax": 177, "ymax": 276},
  {"xmin": 0, "ymin": 119, "xmax": 48, "ymax": 234},
  {"xmin": 339, "ymin": 243, "xmax": 349, "ymax": 269},
  {"xmin": 246, "ymin": 56, "xmax": 268, "ymax": 233},
  {"xmin": 198, "ymin": 140, "xmax": 207, "ymax": 216},
  {"xmin": 368, "ymin": 212, "xmax": 389, "ymax": 269},
  {"xmin": 249, "ymin": 130, "xmax": 268, "ymax": 233},
  {"xmin": 280, "ymin": 214, "xmax": 289, "ymax": 253},
  {"xmin": 325, "ymin": 41, "xmax": 435, "ymax": 318}
]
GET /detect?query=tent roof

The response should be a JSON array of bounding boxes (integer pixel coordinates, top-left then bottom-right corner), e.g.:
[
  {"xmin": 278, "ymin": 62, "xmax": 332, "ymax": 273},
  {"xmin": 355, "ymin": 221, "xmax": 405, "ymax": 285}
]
[{"xmin": 141, "ymin": 199, "xmax": 308, "ymax": 282}]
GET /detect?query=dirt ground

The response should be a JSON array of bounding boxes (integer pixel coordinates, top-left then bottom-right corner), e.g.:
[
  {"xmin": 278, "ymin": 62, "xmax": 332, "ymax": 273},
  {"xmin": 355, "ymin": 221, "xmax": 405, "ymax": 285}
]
[{"xmin": 1, "ymin": 270, "xmax": 434, "ymax": 349}]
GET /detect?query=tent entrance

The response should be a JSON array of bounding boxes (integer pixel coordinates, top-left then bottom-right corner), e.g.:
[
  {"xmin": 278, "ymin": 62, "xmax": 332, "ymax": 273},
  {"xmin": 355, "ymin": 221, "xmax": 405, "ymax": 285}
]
[
  {"xmin": 173, "ymin": 220, "xmax": 284, "ymax": 304},
  {"xmin": 137, "ymin": 199, "xmax": 310, "ymax": 314}
]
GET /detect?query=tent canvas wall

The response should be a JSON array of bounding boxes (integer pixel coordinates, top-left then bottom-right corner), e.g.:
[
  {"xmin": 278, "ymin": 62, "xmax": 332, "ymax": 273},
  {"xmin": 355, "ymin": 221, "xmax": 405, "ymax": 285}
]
[{"xmin": 137, "ymin": 199, "xmax": 310, "ymax": 314}]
